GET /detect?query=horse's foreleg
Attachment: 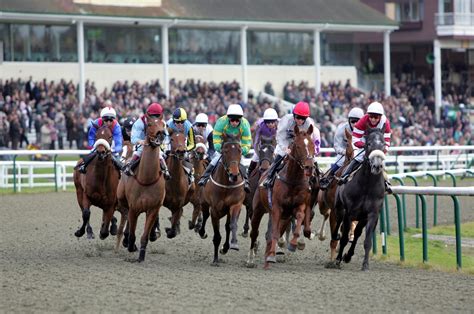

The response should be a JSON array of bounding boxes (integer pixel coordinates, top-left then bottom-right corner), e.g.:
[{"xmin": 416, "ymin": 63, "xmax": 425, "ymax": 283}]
[
  {"xmin": 303, "ymin": 204, "xmax": 312, "ymax": 239},
  {"xmin": 198, "ymin": 204, "xmax": 210, "ymax": 239},
  {"xmin": 220, "ymin": 215, "xmax": 231, "ymax": 254},
  {"xmin": 211, "ymin": 214, "xmax": 222, "ymax": 266},
  {"xmin": 138, "ymin": 209, "xmax": 158, "ymax": 262},
  {"xmin": 189, "ymin": 202, "xmax": 201, "ymax": 231},
  {"xmin": 99, "ymin": 206, "xmax": 115, "ymax": 240},
  {"xmin": 343, "ymin": 219, "xmax": 366, "ymax": 264},
  {"xmin": 149, "ymin": 215, "xmax": 160, "ymax": 242},
  {"xmin": 288, "ymin": 205, "xmax": 305, "ymax": 252},
  {"xmin": 241, "ymin": 204, "xmax": 251, "ymax": 237},
  {"xmin": 115, "ymin": 209, "xmax": 127, "ymax": 252},
  {"xmin": 75, "ymin": 196, "xmax": 91, "ymax": 238},
  {"xmin": 335, "ymin": 215, "xmax": 352, "ymax": 265},
  {"xmin": 247, "ymin": 204, "xmax": 265, "ymax": 267},
  {"xmin": 165, "ymin": 208, "xmax": 181, "ymax": 239},
  {"xmin": 230, "ymin": 204, "xmax": 241, "ymax": 251},
  {"xmin": 362, "ymin": 213, "xmax": 379, "ymax": 271},
  {"xmin": 127, "ymin": 211, "xmax": 138, "ymax": 253},
  {"xmin": 264, "ymin": 204, "xmax": 281, "ymax": 269}
]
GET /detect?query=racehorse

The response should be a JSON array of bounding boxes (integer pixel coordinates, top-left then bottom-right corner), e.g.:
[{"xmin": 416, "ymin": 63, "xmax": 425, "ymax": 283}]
[
  {"xmin": 188, "ymin": 135, "xmax": 208, "ymax": 232},
  {"xmin": 241, "ymin": 136, "xmax": 275, "ymax": 237},
  {"xmin": 198, "ymin": 133, "xmax": 246, "ymax": 265},
  {"xmin": 73, "ymin": 123, "xmax": 120, "ymax": 240},
  {"xmin": 116, "ymin": 117, "xmax": 166, "ymax": 262},
  {"xmin": 263, "ymin": 125, "xmax": 315, "ymax": 269},
  {"xmin": 317, "ymin": 128, "xmax": 353, "ymax": 260},
  {"xmin": 163, "ymin": 129, "xmax": 194, "ymax": 238},
  {"xmin": 331, "ymin": 128, "xmax": 386, "ymax": 271}
]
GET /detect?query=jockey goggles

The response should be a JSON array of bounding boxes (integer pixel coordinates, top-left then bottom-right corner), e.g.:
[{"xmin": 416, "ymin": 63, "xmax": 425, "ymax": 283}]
[
  {"xmin": 174, "ymin": 119, "xmax": 185, "ymax": 124},
  {"xmin": 369, "ymin": 113, "xmax": 382, "ymax": 119},
  {"xmin": 349, "ymin": 118, "xmax": 360, "ymax": 124},
  {"xmin": 293, "ymin": 114, "xmax": 307, "ymax": 121},
  {"xmin": 103, "ymin": 117, "xmax": 115, "ymax": 122},
  {"xmin": 196, "ymin": 123, "xmax": 207, "ymax": 127},
  {"xmin": 264, "ymin": 119, "xmax": 277, "ymax": 125},
  {"xmin": 228, "ymin": 115, "xmax": 241, "ymax": 123}
]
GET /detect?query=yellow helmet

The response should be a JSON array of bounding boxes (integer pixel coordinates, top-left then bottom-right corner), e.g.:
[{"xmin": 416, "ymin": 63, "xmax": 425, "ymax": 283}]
[{"xmin": 173, "ymin": 108, "xmax": 188, "ymax": 122}]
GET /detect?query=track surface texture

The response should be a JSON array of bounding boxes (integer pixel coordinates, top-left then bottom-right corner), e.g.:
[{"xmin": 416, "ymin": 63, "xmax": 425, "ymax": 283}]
[{"xmin": 1, "ymin": 188, "xmax": 473, "ymax": 313}]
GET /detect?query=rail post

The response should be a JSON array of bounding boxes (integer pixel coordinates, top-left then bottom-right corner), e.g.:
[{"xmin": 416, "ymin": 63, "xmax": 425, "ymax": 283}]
[
  {"xmin": 392, "ymin": 193, "xmax": 405, "ymax": 261},
  {"xmin": 384, "ymin": 195, "xmax": 391, "ymax": 235},
  {"xmin": 425, "ymin": 173, "xmax": 438, "ymax": 226},
  {"xmin": 392, "ymin": 177, "xmax": 407, "ymax": 230},
  {"xmin": 406, "ymin": 175, "xmax": 419, "ymax": 228},
  {"xmin": 436, "ymin": 150, "xmax": 440, "ymax": 170},
  {"xmin": 445, "ymin": 171, "xmax": 456, "ymax": 187},
  {"xmin": 451, "ymin": 195, "xmax": 462, "ymax": 270},
  {"xmin": 419, "ymin": 194, "xmax": 428, "ymax": 263},
  {"xmin": 54, "ymin": 154, "xmax": 58, "ymax": 192},
  {"xmin": 13, "ymin": 154, "xmax": 18, "ymax": 193},
  {"xmin": 380, "ymin": 204, "xmax": 387, "ymax": 255}
]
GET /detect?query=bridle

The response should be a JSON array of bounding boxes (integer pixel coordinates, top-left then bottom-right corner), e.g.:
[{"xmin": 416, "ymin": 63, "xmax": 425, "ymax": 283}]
[{"xmin": 220, "ymin": 141, "xmax": 242, "ymax": 178}]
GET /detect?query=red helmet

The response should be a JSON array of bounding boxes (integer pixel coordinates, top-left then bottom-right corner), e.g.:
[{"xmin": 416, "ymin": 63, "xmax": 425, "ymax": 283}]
[
  {"xmin": 293, "ymin": 101, "xmax": 310, "ymax": 117},
  {"xmin": 146, "ymin": 103, "xmax": 163, "ymax": 115}
]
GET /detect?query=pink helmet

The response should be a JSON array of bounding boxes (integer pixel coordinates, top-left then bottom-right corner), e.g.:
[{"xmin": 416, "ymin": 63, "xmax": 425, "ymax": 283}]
[
  {"xmin": 293, "ymin": 101, "xmax": 310, "ymax": 117},
  {"xmin": 147, "ymin": 103, "xmax": 163, "ymax": 115}
]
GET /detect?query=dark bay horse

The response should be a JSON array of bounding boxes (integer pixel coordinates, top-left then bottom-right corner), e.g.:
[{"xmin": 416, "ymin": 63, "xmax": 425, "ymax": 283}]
[
  {"xmin": 73, "ymin": 123, "xmax": 120, "ymax": 240},
  {"xmin": 188, "ymin": 135, "xmax": 208, "ymax": 232},
  {"xmin": 331, "ymin": 128, "xmax": 386, "ymax": 271},
  {"xmin": 318, "ymin": 128, "xmax": 353, "ymax": 261},
  {"xmin": 263, "ymin": 125, "xmax": 315, "ymax": 269},
  {"xmin": 199, "ymin": 133, "xmax": 246, "ymax": 265},
  {"xmin": 116, "ymin": 117, "xmax": 166, "ymax": 262},
  {"xmin": 241, "ymin": 136, "xmax": 276, "ymax": 237},
  {"xmin": 163, "ymin": 129, "xmax": 194, "ymax": 238}
]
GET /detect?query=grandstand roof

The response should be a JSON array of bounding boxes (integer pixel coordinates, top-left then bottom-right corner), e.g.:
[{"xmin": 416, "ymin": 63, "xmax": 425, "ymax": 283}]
[{"xmin": 0, "ymin": 0, "xmax": 398, "ymax": 31}]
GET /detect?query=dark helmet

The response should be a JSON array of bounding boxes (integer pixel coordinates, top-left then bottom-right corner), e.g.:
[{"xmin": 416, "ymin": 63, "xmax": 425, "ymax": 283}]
[{"xmin": 123, "ymin": 117, "xmax": 137, "ymax": 130}]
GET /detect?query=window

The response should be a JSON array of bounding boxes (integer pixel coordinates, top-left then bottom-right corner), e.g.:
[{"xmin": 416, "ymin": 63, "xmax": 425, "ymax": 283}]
[
  {"xmin": 85, "ymin": 25, "xmax": 161, "ymax": 63},
  {"xmin": 169, "ymin": 28, "xmax": 240, "ymax": 64},
  {"xmin": 393, "ymin": 0, "xmax": 423, "ymax": 22}
]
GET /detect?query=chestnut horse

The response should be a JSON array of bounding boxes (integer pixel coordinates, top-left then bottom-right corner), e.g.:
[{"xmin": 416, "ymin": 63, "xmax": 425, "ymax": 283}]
[
  {"xmin": 73, "ymin": 123, "xmax": 120, "ymax": 240},
  {"xmin": 263, "ymin": 125, "xmax": 315, "ymax": 269},
  {"xmin": 163, "ymin": 129, "xmax": 194, "ymax": 238},
  {"xmin": 318, "ymin": 128, "xmax": 354, "ymax": 261},
  {"xmin": 198, "ymin": 133, "xmax": 246, "ymax": 265},
  {"xmin": 188, "ymin": 135, "xmax": 208, "ymax": 232},
  {"xmin": 116, "ymin": 117, "xmax": 166, "ymax": 262},
  {"xmin": 241, "ymin": 136, "xmax": 275, "ymax": 238}
]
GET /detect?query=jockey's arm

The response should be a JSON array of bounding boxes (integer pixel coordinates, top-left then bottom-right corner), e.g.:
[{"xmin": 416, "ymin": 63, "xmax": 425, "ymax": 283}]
[
  {"xmin": 383, "ymin": 118, "xmax": 392, "ymax": 153},
  {"xmin": 186, "ymin": 124, "xmax": 196, "ymax": 151},
  {"xmin": 207, "ymin": 131, "xmax": 215, "ymax": 156},
  {"xmin": 131, "ymin": 119, "xmax": 145, "ymax": 146},
  {"xmin": 240, "ymin": 119, "xmax": 252, "ymax": 156},
  {"xmin": 212, "ymin": 118, "xmax": 225, "ymax": 153},
  {"xmin": 112, "ymin": 124, "xmax": 123, "ymax": 154},
  {"xmin": 253, "ymin": 123, "xmax": 261, "ymax": 151},
  {"xmin": 352, "ymin": 115, "xmax": 367, "ymax": 149},
  {"xmin": 333, "ymin": 123, "xmax": 347, "ymax": 155},
  {"xmin": 88, "ymin": 122, "xmax": 97, "ymax": 148},
  {"xmin": 275, "ymin": 115, "xmax": 290, "ymax": 155}
]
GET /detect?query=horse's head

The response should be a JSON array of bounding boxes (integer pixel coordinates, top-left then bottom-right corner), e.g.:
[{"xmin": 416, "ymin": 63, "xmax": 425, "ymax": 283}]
[
  {"xmin": 344, "ymin": 128, "xmax": 354, "ymax": 162},
  {"xmin": 258, "ymin": 136, "xmax": 275, "ymax": 172},
  {"xmin": 146, "ymin": 118, "xmax": 166, "ymax": 148},
  {"xmin": 193, "ymin": 135, "xmax": 207, "ymax": 160},
  {"xmin": 290, "ymin": 124, "xmax": 315, "ymax": 177},
  {"xmin": 365, "ymin": 128, "xmax": 386, "ymax": 175},
  {"xmin": 93, "ymin": 123, "xmax": 113, "ymax": 161},
  {"xmin": 221, "ymin": 133, "xmax": 242, "ymax": 183},
  {"xmin": 168, "ymin": 128, "xmax": 186, "ymax": 159}
]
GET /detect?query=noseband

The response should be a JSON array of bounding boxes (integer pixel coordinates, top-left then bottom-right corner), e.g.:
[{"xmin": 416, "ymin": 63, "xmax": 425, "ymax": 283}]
[{"xmin": 221, "ymin": 141, "xmax": 242, "ymax": 177}]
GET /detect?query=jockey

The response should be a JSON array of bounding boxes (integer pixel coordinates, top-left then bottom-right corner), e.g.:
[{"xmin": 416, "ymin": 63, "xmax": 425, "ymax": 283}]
[
  {"xmin": 246, "ymin": 108, "xmax": 279, "ymax": 177},
  {"xmin": 197, "ymin": 104, "xmax": 252, "ymax": 192},
  {"xmin": 76, "ymin": 106, "xmax": 123, "ymax": 174},
  {"xmin": 319, "ymin": 107, "xmax": 364, "ymax": 190},
  {"xmin": 120, "ymin": 116, "xmax": 137, "ymax": 161},
  {"xmin": 122, "ymin": 103, "xmax": 171, "ymax": 179},
  {"xmin": 166, "ymin": 107, "xmax": 196, "ymax": 184},
  {"xmin": 192, "ymin": 113, "xmax": 215, "ymax": 159},
  {"xmin": 262, "ymin": 101, "xmax": 321, "ymax": 188},
  {"xmin": 338, "ymin": 101, "xmax": 392, "ymax": 193}
]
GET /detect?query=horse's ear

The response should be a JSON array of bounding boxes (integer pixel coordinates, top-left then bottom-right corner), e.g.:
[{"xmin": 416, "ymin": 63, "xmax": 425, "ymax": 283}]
[
  {"xmin": 307, "ymin": 124, "xmax": 313, "ymax": 135},
  {"xmin": 294, "ymin": 125, "xmax": 300, "ymax": 135},
  {"xmin": 167, "ymin": 127, "xmax": 174, "ymax": 136}
]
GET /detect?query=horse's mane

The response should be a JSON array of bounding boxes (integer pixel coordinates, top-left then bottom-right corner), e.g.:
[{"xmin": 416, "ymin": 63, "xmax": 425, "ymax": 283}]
[{"xmin": 223, "ymin": 133, "xmax": 241, "ymax": 143}]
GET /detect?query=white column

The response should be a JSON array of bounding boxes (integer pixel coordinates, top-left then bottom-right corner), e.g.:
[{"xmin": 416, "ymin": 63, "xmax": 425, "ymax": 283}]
[
  {"xmin": 383, "ymin": 31, "xmax": 391, "ymax": 97},
  {"xmin": 241, "ymin": 26, "xmax": 248, "ymax": 103},
  {"xmin": 313, "ymin": 30, "xmax": 321, "ymax": 94},
  {"xmin": 434, "ymin": 39, "xmax": 442, "ymax": 122},
  {"xmin": 77, "ymin": 21, "xmax": 85, "ymax": 111},
  {"xmin": 162, "ymin": 25, "xmax": 169, "ymax": 99}
]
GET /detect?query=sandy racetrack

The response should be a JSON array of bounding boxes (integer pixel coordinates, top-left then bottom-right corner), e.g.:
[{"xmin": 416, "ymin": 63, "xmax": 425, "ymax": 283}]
[{"xmin": 1, "ymin": 191, "xmax": 473, "ymax": 313}]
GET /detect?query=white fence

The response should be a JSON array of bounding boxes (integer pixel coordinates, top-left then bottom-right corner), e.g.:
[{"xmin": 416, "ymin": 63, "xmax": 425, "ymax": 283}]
[{"xmin": 0, "ymin": 145, "xmax": 472, "ymax": 191}]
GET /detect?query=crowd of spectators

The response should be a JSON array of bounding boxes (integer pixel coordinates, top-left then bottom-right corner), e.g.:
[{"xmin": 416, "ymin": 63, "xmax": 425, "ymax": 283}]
[{"xmin": 0, "ymin": 76, "xmax": 471, "ymax": 154}]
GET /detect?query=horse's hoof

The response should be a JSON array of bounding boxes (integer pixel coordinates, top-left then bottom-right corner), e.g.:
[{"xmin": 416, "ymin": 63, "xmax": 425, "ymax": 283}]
[
  {"xmin": 230, "ymin": 243, "xmax": 239, "ymax": 251},
  {"xmin": 241, "ymin": 231, "xmax": 248, "ymax": 238},
  {"xmin": 188, "ymin": 220, "xmax": 195, "ymax": 230},
  {"xmin": 128, "ymin": 244, "xmax": 138, "ymax": 253},
  {"xmin": 276, "ymin": 247, "xmax": 285, "ymax": 256},
  {"xmin": 266, "ymin": 255, "xmax": 276, "ymax": 263},
  {"xmin": 277, "ymin": 238, "xmax": 285, "ymax": 248},
  {"xmin": 246, "ymin": 261, "xmax": 256, "ymax": 268},
  {"xmin": 74, "ymin": 229, "xmax": 85, "ymax": 238},
  {"xmin": 165, "ymin": 228, "xmax": 176, "ymax": 239},
  {"xmin": 361, "ymin": 263, "xmax": 369, "ymax": 271},
  {"xmin": 211, "ymin": 260, "xmax": 219, "ymax": 267},
  {"xmin": 199, "ymin": 233, "xmax": 208, "ymax": 239},
  {"xmin": 276, "ymin": 254, "xmax": 287, "ymax": 263},
  {"xmin": 149, "ymin": 232, "xmax": 158, "ymax": 242},
  {"xmin": 87, "ymin": 232, "xmax": 95, "ymax": 240},
  {"xmin": 303, "ymin": 230, "xmax": 311, "ymax": 239},
  {"xmin": 287, "ymin": 243, "xmax": 297, "ymax": 252},
  {"xmin": 325, "ymin": 261, "xmax": 337, "ymax": 269},
  {"xmin": 318, "ymin": 234, "xmax": 327, "ymax": 241},
  {"xmin": 110, "ymin": 219, "xmax": 118, "ymax": 236},
  {"xmin": 194, "ymin": 224, "xmax": 201, "ymax": 233},
  {"xmin": 297, "ymin": 241, "xmax": 306, "ymax": 251},
  {"xmin": 343, "ymin": 253, "xmax": 352, "ymax": 264},
  {"xmin": 122, "ymin": 238, "xmax": 129, "ymax": 248},
  {"xmin": 99, "ymin": 231, "xmax": 109, "ymax": 240}
]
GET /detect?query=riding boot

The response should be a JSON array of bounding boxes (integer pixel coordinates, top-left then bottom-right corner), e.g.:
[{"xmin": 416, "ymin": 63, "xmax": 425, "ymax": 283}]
[
  {"xmin": 160, "ymin": 159, "xmax": 171, "ymax": 180},
  {"xmin": 198, "ymin": 162, "xmax": 215, "ymax": 186},
  {"xmin": 262, "ymin": 154, "xmax": 285, "ymax": 188},
  {"xmin": 338, "ymin": 159, "xmax": 361, "ymax": 185},
  {"xmin": 239, "ymin": 164, "xmax": 251, "ymax": 193},
  {"xmin": 123, "ymin": 157, "xmax": 140, "ymax": 176},
  {"xmin": 183, "ymin": 159, "xmax": 194, "ymax": 185},
  {"xmin": 320, "ymin": 164, "xmax": 339, "ymax": 190},
  {"xmin": 111, "ymin": 154, "xmax": 124, "ymax": 172},
  {"xmin": 246, "ymin": 160, "xmax": 258, "ymax": 178},
  {"xmin": 76, "ymin": 152, "xmax": 97, "ymax": 174}
]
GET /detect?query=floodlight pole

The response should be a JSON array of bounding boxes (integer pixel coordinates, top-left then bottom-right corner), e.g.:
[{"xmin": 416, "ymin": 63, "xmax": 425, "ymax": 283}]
[
  {"xmin": 314, "ymin": 30, "xmax": 321, "ymax": 95},
  {"xmin": 77, "ymin": 20, "xmax": 85, "ymax": 112},
  {"xmin": 241, "ymin": 26, "xmax": 248, "ymax": 104},
  {"xmin": 162, "ymin": 24, "xmax": 169, "ymax": 99},
  {"xmin": 383, "ymin": 30, "xmax": 391, "ymax": 97}
]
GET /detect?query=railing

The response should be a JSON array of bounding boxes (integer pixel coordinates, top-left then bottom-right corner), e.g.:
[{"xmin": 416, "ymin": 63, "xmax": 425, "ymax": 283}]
[{"xmin": 435, "ymin": 13, "xmax": 474, "ymax": 26}]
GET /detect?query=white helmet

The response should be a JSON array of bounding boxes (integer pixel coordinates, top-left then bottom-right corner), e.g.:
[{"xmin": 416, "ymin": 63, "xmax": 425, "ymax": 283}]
[
  {"xmin": 263, "ymin": 108, "xmax": 278, "ymax": 121},
  {"xmin": 367, "ymin": 102, "xmax": 384, "ymax": 115},
  {"xmin": 100, "ymin": 106, "xmax": 116, "ymax": 119},
  {"xmin": 195, "ymin": 113, "xmax": 209, "ymax": 124},
  {"xmin": 227, "ymin": 104, "xmax": 243, "ymax": 116},
  {"xmin": 348, "ymin": 107, "xmax": 364, "ymax": 119}
]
